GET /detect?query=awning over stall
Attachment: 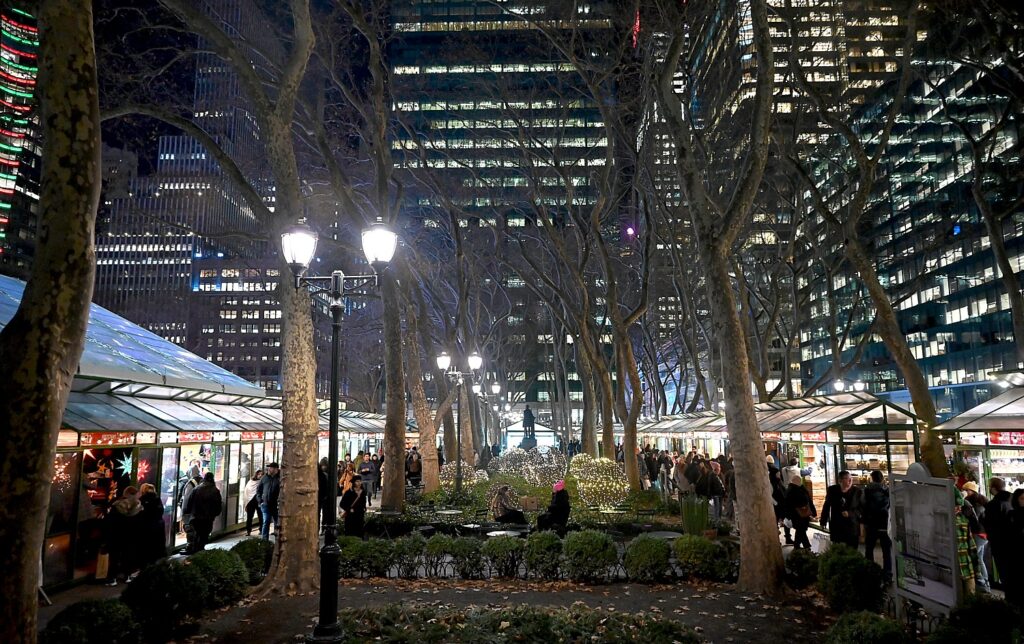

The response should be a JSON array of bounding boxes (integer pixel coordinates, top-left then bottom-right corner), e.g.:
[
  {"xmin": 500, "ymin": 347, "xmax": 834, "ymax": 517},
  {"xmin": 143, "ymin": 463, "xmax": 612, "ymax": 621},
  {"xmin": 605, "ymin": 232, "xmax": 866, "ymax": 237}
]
[{"xmin": 934, "ymin": 387, "xmax": 1024, "ymax": 432}]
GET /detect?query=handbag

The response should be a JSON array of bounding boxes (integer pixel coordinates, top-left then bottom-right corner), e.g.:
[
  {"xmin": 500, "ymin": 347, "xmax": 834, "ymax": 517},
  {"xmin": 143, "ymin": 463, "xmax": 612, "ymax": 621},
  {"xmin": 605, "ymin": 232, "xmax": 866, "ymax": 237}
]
[
  {"xmin": 95, "ymin": 550, "xmax": 110, "ymax": 580},
  {"xmin": 796, "ymin": 505, "xmax": 812, "ymax": 519}
]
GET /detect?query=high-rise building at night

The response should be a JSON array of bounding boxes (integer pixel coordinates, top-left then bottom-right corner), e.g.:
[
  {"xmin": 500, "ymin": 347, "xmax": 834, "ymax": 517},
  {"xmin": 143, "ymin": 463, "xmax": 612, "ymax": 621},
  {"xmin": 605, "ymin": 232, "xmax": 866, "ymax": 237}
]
[
  {"xmin": 798, "ymin": 34, "xmax": 1023, "ymax": 419},
  {"xmin": 390, "ymin": 1, "xmax": 626, "ymax": 427},
  {"xmin": 0, "ymin": 4, "xmax": 40, "ymax": 278}
]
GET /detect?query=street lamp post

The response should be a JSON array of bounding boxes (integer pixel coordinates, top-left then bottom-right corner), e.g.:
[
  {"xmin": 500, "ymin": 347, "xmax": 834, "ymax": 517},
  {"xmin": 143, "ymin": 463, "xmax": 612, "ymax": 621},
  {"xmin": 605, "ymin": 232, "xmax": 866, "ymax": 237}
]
[
  {"xmin": 282, "ymin": 221, "xmax": 397, "ymax": 644},
  {"xmin": 436, "ymin": 350, "xmax": 482, "ymax": 494}
]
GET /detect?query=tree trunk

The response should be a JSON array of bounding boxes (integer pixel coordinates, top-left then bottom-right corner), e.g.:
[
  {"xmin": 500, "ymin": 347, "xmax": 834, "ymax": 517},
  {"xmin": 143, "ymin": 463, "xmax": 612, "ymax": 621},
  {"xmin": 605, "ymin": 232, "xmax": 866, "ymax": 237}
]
[
  {"xmin": 577, "ymin": 351, "xmax": 599, "ymax": 456},
  {"xmin": 0, "ymin": 5, "xmax": 100, "ymax": 640},
  {"xmin": 843, "ymin": 237, "xmax": 947, "ymax": 476},
  {"xmin": 459, "ymin": 384, "xmax": 474, "ymax": 465},
  {"xmin": 261, "ymin": 276, "xmax": 320, "ymax": 596},
  {"xmin": 702, "ymin": 247, "xmax": 785, "ymax": 594},
  {"xmin": 403, "ymin": 297, "xmax": 439, "ymax": 493},
  {"xmin": 380, "ymin": 272, "xmax": 407, "ymax": 511}
]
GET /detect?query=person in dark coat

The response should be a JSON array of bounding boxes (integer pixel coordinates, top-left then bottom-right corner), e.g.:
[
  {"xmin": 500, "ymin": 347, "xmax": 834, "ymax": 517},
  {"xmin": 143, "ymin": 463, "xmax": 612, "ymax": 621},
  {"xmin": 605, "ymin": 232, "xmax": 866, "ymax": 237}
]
[
  {"xmin": 821, "ymin": 470, "xmax": 862, "ymax": 549},
  {"xmin": 258, "ymin": 462, "xmax": 281, "ymax": 539},
  {"xmin": 537, "ymin": 480, "xmax": 571, "ymax": 532},
  {"xmin": 985, "ymin": 478, "xmax": 1019, "ymax": 605},
  {"xmin": 137, "ymin": 483, "xmax": 166, "ymax": 568},
  {"xmin": 339, "ymin": 476, "xmax": 367, "ymax": 538},
  {"xmin": 785, "ymin": 474, "xmax": 816, "ymax": 549},
  {"xmin": 768, "ymin": 456, "xmax": 790, "ymax": 544},
  {"xmin": 861, "ymin": 470, "xmax": 892, "ymax": 579},
  {"xmin": 185, "ymin": 473, "xmax": 222, "ymax": 552},
  {"xmin": 105, "ymin": 486, "xmax": 142, "ymax": 585},
  {"xmin": 317, "ymin": 458, "xmax": 330, "ymax": 531}
]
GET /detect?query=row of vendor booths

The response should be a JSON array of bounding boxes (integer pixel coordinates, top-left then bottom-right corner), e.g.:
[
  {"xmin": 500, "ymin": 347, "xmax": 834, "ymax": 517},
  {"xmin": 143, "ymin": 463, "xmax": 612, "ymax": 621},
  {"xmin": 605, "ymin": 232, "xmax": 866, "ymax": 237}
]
[
  {"xmin": 640, "ymin": 389, "xmax": 1024, "ymax": 512},
  {"xmin": 0, "ymin": 275, "xmax": 388, "ymax": 590},
  {"xmin": 638, "ymin": 393, "xmax": 921, "ymax": 512}
]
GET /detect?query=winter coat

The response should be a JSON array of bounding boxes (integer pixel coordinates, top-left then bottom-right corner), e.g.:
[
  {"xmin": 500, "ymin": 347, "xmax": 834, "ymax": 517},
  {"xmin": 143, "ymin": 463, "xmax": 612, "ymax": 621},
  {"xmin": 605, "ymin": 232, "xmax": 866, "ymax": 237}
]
[
  {"xmin": 186, "ymin": 481, "xmax": 222, "ymax": 523},
  {"xmin": 548, "ymin": 489, "xmax": 571, "ymax": 526},
  {"xmin": 695, "ymin": 471, "xmax": 725, "ymax": 498},
  {"xmin": 785, "ymin": 482, "xmax": 816, "ymax": 519},
  {"xmin": 257, "ymin": 472, "xmax": 281, "ymax": 510},
  {"xmin": 138, "ymin": 491, "xmax": 166, "ymax": 565},
  {"xmin": 821, "ymin": 484, "xmax": 862, "ymax": 535},
  {"xmin": 984, "ymin": 491, "xmax": 1015, "ymax": 545},
  {"xmin": 357, "ymin": 460, "xmax": 378, "ymax": 482},
  {"xmin": 862, "ymin": 482, "xmax": 890, "ymax": 528},
  {"xmin": 339, "ymin": 487, "xmax": 366, "ymax": 517}
]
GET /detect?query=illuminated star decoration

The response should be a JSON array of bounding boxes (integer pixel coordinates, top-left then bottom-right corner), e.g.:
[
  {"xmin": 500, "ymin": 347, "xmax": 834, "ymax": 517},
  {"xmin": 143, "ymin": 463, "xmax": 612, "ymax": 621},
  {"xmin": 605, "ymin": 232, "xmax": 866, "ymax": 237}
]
[
  {"xmin": 115, "ymin": 453, "xmax": 133, "ymax": 478},
  {"xmin": 136, "ymin": 459, "xmax": 151, "ymax": 482}
]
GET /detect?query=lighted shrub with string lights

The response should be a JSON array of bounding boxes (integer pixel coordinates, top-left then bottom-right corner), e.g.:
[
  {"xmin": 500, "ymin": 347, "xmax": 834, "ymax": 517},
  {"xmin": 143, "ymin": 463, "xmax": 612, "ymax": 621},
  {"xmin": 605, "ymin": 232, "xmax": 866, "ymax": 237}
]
[
  {"xmin": 439, "ymin": 461, "xmax": 489, "ymax": 492},
  {"xmin": 568, "ymin": 453, "xmax": 629, "ymax": 508},
  {"xmin": 488, "ymin": 448, "xmax": 530, "ymax": 478},
  {"xmin": 489, "ymin": 447, "xmax": 567, "ymax": 488}
]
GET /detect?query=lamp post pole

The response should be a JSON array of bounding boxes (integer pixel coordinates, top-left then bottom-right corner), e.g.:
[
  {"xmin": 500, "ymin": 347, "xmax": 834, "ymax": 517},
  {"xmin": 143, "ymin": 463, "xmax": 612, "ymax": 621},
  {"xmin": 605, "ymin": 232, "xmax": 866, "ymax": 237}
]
[
  {"xmin": 455, "ymin": 375, "xmax": 463, "ymax": 494},
  {"xmin": 282, "ymin": 221, "xmax": 397, "ymax": 644}
]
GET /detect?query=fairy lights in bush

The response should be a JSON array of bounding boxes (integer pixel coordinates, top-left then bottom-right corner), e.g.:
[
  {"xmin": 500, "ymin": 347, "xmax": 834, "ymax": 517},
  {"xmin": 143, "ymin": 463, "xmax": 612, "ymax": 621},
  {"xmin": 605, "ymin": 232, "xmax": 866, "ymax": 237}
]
[
  {"xmin": 439, "ymin": 460, "xmax": 489, "ymax": 491},
  {"xmin": 488, "ymin": 447, "xmax": 567, "ymax": 488},
  {"xmin": 568, "ymin": 453, "xmax": 629, "ymax": 508}
]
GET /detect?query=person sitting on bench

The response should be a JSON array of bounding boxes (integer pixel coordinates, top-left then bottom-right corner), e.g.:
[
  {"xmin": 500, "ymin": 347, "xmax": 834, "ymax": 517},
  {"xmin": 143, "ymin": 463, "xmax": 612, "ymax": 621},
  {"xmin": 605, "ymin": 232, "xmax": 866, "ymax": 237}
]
[
  {"xmin": 491, "ymin": 485, "xmax": 527, "ymax": 524},
  {"xmin": 537, "ymin": 480, "xmax": 571, "ymax": 532}
]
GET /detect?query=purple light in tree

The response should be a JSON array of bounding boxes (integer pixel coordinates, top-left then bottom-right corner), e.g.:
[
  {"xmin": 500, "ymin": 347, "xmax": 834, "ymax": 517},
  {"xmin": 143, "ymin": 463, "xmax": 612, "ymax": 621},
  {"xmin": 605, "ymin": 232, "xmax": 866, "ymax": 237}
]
[{"xmin": 626, "ymin": 226, "xmax": 635, "ymax": 236}]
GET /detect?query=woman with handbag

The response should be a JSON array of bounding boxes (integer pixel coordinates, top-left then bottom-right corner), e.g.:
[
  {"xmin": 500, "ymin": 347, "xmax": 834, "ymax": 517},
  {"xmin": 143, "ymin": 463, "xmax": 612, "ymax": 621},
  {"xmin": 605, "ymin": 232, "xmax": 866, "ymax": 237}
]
[{"xmin": 785, "ymin": 474, "xmax": 816, "ymax": 549}]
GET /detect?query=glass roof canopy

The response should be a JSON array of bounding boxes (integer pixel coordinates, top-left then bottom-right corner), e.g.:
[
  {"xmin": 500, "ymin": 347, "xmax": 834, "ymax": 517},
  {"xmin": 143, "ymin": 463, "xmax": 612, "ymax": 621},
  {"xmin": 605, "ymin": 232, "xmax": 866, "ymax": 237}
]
[
  {"xmin": 0, "ymin": 275, "xmax": 262, "ymax": 397},
  {"xmin": 639, "ymin": 393, "xmax": 917, "ymax": 437},
  {"xmin": 934, "ymin": 387, "xmax": 1024, "ymax": 432}
]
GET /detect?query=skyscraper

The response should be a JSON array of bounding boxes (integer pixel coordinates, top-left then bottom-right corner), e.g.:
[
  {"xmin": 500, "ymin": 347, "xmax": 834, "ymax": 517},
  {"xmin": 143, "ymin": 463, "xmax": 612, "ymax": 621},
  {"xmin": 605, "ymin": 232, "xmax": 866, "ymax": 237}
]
[{"xmin": 0, "ymin": 4, "xmax": 40, "ymax": 277}]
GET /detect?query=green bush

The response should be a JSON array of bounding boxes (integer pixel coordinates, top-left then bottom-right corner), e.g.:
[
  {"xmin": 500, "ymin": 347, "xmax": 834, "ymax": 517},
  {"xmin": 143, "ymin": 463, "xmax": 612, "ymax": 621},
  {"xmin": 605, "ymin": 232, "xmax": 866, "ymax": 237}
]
[
  {"xmin": 186, "ymin": 549, "xmax": 248, "ymax": 607},
  {"xmin": 673, "ymin": 534, "xmax": 736, "ymax": 582},
  {"xmin": 120, "ymin": 560, "xmax": 207, "ymax": 641},
  {"xmin": 525, "ymin": 531, "xmax": 562, "ymax": 579},
  {"xmin": 344, "ymin": 538, "xmax": 395, "ymax": 577},
  {"xmin": 393, "ymin": 534, "xmax": 426, "ymax": 578},
  {"xmin": 41, "ymin": 599, "xmax": 140, "ymax": 644},
  {"xmin": 785, "ymin": 548, "xmax": 819, "ymax": 589},
  {"xmin": 818, "ymin": 544, "xmax": 885, "ymax": 613},
  {"xmin": 337, "ymin": 535, "xmax": 363, "ymax": 577},
  {"xmin": 482, "ymin": 535, "xmax": 525, "ymax": 578},
  {"xmin": 230, "ymin": 538, "xmax": 274, "ymax": 584},
  {"xmin": 926, "ymin": 594, "xmax": 1023, "ymax": 644},
  {"xmin": 623, "ymin": 534, "xmax": 672, "ymax": 583},
  {"xmin": 824, "ymin": 612, "xmax": 910, "ymax": 644},
  {"xmin": 563, "ymin": 530, "xmax": 617, "ymax": 582},
  {"xmin": 423, "ymin": 534, "xmax": 453, "ymax": 577},
  {"xmin": 448, "ymin": 537, "xmax": 484, "ymax": 579}
]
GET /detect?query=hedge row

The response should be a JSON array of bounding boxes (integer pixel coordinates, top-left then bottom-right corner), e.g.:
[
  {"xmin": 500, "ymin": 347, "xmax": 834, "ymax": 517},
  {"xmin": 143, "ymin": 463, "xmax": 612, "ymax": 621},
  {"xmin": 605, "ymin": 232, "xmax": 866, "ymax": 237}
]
[{"xmin": 337, "ymin": 530, "xmax": 739, "ymax": 583}]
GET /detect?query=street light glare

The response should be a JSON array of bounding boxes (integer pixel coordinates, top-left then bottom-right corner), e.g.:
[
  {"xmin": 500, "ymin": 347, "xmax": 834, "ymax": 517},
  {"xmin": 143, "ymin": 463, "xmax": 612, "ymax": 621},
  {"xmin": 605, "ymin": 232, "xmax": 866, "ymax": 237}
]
[
  {"xmin": 281, "ymin": 223, "xmax": 318, "ymax": 276},
  {"xmin": 471, "ymin": 383, "xmax": 482, "ymax": 394},
  {"xmin": 435, "ymin": 351, "xmax": 451, "ymax": 371},
  {"xmin": 362, "ymin": 222, "xmax": 398, "ymax": 265},
  {"xmin": 467, "ymin": 352, "xmax": 483, "ymax": 371},
  {"xmin": 833, "ymin": 380, "xmax": 846, "ymax": 392},
  {"xmin": 491, "ymin": 382, "xmax": 501, "ymax": 395}
]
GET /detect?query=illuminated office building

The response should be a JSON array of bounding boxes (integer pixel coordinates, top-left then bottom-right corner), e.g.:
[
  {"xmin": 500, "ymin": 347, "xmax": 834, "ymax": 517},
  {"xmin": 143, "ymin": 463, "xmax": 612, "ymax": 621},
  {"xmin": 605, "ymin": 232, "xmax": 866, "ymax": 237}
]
[{"xmin": 0, "ymin": 3, "xmax": 40, "ymax": 278}]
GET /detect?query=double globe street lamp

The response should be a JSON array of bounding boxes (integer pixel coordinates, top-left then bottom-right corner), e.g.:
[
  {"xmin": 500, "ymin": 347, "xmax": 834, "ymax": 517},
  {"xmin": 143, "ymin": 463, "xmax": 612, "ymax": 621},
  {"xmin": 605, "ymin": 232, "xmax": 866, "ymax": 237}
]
[
  {"xmin": 281, "ymin": 221, "xmax": 397, "ymax": 644},
  {"xmin": 435, "ymin": 350, "xmax": 483, "ymax": 494}
]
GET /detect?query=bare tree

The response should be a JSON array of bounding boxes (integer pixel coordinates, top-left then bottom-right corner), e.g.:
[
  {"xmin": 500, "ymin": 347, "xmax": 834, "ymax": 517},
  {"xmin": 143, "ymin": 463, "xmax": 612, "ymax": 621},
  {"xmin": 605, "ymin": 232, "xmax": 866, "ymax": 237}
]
[{"xmin": 0, "ymin": 3, "xmax": 101, "ymax": 641}]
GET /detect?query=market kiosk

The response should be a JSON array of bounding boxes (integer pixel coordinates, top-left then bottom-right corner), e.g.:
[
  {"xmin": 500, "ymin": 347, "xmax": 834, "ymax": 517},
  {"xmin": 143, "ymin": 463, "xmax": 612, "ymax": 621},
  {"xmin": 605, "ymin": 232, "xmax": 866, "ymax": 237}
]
[{"xmin": 935, "ymin": 385, "xmax": 1024, "ymax": 493}]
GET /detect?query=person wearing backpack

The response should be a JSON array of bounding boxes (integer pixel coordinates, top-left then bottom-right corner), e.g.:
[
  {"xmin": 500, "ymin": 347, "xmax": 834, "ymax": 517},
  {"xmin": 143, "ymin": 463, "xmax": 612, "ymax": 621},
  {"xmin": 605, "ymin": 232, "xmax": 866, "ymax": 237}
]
[{"xmin": 862, "ymin": 470, "xmax": 892, "ymax": 580}]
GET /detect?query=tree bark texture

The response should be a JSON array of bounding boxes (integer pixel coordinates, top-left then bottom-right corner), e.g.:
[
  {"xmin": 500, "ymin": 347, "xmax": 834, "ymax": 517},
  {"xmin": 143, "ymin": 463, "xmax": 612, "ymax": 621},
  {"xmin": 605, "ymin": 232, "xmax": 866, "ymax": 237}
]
[
  {"xmin": 403, "ymin": 297, "xmax": 440, "ymax": 493},
  {"xmin": 381, "ymin": 272, "xmax": 407, "ymax": 511},
  {"xmin": 702, "ymin": 249, "xmax": 786, "ymax": 592},
  {"xmin": 0, "ymin": 3, "xmax": 100, "ymax": 641}
]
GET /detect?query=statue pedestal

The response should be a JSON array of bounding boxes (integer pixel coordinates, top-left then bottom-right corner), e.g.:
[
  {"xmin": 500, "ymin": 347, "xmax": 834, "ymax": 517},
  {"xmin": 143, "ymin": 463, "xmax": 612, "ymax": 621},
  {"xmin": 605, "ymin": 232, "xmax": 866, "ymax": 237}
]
[{"xmin": 519, "ymin": 437, "xmax": 538, "ymax": 450}]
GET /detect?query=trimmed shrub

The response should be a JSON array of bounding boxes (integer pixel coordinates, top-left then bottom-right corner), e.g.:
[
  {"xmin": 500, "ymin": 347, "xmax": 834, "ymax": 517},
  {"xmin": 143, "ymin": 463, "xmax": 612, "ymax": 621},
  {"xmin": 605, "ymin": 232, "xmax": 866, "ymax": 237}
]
[
  {"xmin": 825, "ymin": 612, "xmax": 910, "ymax": 644},
  {"xmin": 423, "ymin": 534, "xmax": 453, "ymax": 577},
  {"xmin": 525, "ymin": 530, "xmax": 562, "ymax": 579},
  {"xmin": 623, "ymin": 534, "xmax": 672, "ymax": 583},
  {"xmin": 927, "ymin": 594, "xmax": 1023, "ymax": 644},
  {"xmin": 230, "ymin": 538, "xmax": 274, "ymax": 584},
  {"xmin": 673, "ymin": 534, "xmax": 736, "ymax": 582},
  {"xmin": 818, "ymin": 544, "xmax": 884, "ymax": 613},
  {"xmin": 337, "ymin": 535, "xmax": 363, "ymax": 577},
  {"xmin": 482, "ymin": 535, "xmax": 525, "ymax": 578},
  {"xmin": 345, "ymin": 538, "xmax": 395, "ymax": 577},
  {"xmin": 393, "ymin": 534, "xmax": 426, "ymax": 579},
  {"xmin": 785, "ymin": 548, "xmax": 819, "ymax": 589},
  {"xmin": 563, "ymin": 530, "xmax": 617, "ymax": 582},
  {"xmin": 448, "ymin": 537, "xmax": 484, "ymax": 580},
  {"xmin": 186, "ymin": 549, "xmax": 248, "ymax": 607},
  {"xmin": 41, "ymin": 599, "xmax": 140, "ymax": 644},
  {"xmin": 120, "ymin": 559, "xmax": 207, "ymax": 641}
]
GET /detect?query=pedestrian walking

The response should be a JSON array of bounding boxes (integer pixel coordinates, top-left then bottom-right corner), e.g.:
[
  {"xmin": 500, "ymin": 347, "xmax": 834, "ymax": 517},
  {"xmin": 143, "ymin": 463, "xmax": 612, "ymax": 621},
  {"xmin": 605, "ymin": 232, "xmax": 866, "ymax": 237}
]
[
  {"xmin": 785, "ymin": 474, "xmax": 815, "ymax": 549},
  {"xmin": 104, "ymin": 486, "xmax": 142, "ymax": 585},
  {"xmin": 357, "ymin": 453, "xmax": 378, "ymax": 504},
  {"xmin": 243, "ymin": 470, "xmax": 263, "ymax": 536},
  {"xmin": 339, "ymin": 476, "xmax": 367, "ymax": 538},
  {"xmin": 955, "ymin": 488, "xmax": 982, "ymax": 597},
  {"xmin": 137, "ymin": 483, "xmax": 166, "ymax": 569},
  {"xmin": 862, "ymin": 470, "xmax": 892, "ymax": 580},
  {"xmin": 185, "ymin": 472, "xmax": 222, "ymax": 552},
  {"xmin": 821, "ymin": 470, "xmax": 862, "ymax": 549},
  {"xmin": 318, "ymin": 458, "xmax": 330, "ymax": 531},
  {"xmin": 258, "ymin": 462, "xmax": 281, "ymax": 540}
]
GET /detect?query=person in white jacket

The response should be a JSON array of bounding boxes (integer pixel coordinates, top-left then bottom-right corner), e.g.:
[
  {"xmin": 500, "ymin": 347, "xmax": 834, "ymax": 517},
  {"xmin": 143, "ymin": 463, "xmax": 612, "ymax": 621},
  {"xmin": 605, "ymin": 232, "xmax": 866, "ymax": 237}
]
[{"xmin": 243, "ymin": 470, "xmax": 263, "ymax": 536}]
